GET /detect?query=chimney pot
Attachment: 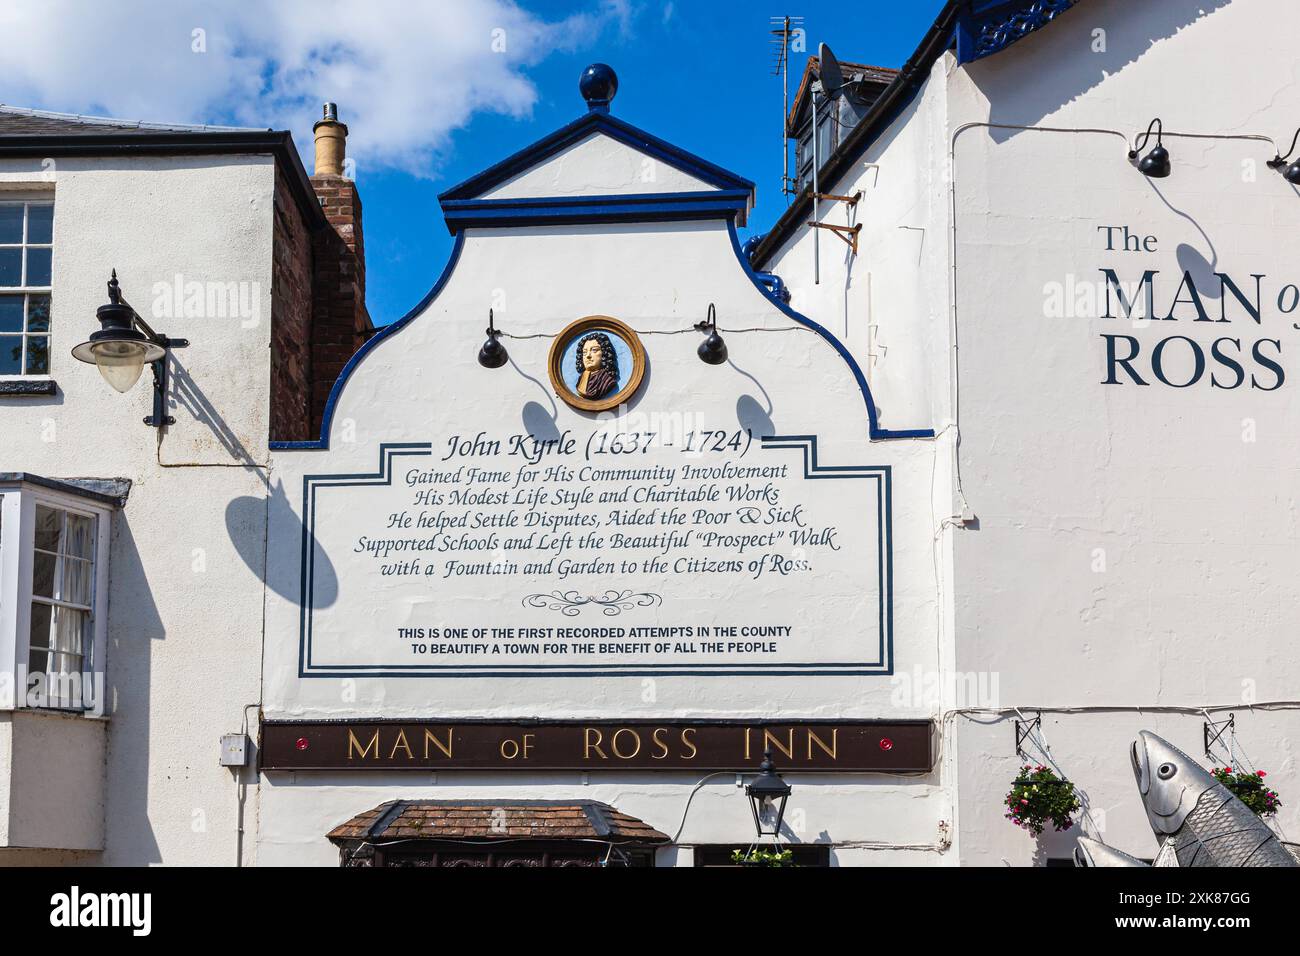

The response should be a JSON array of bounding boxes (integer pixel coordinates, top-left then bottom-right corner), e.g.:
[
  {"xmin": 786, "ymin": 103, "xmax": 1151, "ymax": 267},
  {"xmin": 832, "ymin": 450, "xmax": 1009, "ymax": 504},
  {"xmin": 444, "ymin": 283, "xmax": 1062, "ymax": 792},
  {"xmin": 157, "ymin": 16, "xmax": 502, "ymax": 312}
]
[{"xmin": 313, "ymin": 102, "xmax": 348, "ymax": 177}]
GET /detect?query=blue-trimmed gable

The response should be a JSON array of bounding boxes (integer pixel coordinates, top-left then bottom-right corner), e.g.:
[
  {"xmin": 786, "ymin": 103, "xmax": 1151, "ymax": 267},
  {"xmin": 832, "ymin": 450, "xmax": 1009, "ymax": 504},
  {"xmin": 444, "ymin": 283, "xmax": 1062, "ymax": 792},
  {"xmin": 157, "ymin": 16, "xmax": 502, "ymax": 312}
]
[
  {"xmin": 436, "ymin": 110, "xmax": 756, "ymax": 231},
  {"xmin": 439, "ymin": 110, "xmax": 754, "ymax": 200}
]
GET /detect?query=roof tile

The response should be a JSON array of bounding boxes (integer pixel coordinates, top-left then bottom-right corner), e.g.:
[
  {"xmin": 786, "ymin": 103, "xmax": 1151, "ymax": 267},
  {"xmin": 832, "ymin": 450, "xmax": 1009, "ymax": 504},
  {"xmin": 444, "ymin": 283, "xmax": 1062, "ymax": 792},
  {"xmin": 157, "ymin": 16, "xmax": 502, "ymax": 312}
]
[{"xmin": 328, "ymin": 800, "xmax": 668, "ymax": 845}]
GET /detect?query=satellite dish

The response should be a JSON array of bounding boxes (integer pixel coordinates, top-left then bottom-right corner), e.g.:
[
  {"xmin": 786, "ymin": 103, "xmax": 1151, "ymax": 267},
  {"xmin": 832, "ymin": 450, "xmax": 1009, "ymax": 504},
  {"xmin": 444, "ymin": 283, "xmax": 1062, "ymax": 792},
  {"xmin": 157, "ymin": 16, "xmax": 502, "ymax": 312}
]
[{"xmin": 818, "ymin": 42, "xmax": 844, "ymax": 99}]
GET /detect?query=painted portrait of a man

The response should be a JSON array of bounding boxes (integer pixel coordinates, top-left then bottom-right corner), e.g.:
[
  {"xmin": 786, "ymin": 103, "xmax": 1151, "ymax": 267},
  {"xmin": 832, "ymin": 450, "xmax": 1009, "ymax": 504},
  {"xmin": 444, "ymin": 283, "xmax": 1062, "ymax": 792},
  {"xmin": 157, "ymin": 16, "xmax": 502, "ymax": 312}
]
[
  {"xmin": 549, "ymin": 316, "xmax": 645, "ymax": 411},
  {"xmin": 574, "ymin": 331, "xmax": 620, "ymax": 400}
]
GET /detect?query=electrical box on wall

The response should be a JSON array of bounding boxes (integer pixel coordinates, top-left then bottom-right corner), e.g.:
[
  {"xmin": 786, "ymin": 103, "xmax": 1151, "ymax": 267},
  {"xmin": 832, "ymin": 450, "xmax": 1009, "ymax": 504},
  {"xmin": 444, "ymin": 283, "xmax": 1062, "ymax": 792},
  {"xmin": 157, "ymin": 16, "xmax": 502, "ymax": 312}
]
[{"xmin": 219, "ymin": 733, "xmax": 249, "ymax": 767}]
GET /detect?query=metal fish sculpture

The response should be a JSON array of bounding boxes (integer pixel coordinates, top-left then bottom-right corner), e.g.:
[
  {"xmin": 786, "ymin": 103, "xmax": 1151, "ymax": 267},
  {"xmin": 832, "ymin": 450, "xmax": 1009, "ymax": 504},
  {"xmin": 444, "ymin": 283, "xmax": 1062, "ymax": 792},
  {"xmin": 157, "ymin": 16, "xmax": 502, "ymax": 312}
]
[
  {"xmin": 1131, "ymin": 730, "xmax": 1297, "ymax": 867},
  {"xmin": 1073, "ymin": 836, "xmax": 1148, "ymax": 867}
]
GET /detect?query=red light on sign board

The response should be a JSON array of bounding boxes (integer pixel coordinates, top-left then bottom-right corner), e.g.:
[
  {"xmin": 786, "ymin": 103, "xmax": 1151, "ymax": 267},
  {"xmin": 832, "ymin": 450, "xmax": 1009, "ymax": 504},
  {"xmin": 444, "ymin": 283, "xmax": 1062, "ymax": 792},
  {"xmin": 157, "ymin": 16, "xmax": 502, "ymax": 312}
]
[
  {"xmin": 295, "ymin": 737, "xmax": 310, "ymax": 751},
  {"xmin": 879, "ymin": 737, "xmax": 894, "ymax": 751}
]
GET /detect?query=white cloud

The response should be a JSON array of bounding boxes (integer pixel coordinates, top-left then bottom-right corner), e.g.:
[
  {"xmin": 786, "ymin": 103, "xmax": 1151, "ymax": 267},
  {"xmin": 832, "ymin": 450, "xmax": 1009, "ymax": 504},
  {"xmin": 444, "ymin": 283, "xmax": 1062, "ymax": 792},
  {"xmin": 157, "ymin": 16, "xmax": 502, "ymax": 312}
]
[{"xmin": 0, "ymin": 0, "xmax": 634, "ymax": 176}]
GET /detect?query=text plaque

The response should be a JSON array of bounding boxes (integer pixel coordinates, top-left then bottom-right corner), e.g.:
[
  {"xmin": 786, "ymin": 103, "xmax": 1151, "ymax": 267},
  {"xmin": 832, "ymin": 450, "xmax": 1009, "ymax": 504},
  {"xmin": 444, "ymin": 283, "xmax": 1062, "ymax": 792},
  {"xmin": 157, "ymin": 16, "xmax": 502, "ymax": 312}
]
[{"xmin": 260, "ymin": 719, "xmax": 932, "ymax": 772}]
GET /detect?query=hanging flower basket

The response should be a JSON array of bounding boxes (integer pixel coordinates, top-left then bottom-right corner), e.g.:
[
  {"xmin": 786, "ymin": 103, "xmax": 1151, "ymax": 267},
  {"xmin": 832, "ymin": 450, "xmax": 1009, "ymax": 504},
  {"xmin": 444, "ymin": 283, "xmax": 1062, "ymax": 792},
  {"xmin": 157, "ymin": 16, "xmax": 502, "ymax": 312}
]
[
  {"xmin": 1211, "ymin": 767, "xmax": 1281, "ymax": 817},
  {"xmin": 731, "ymin": 846, "xmax": 794, "ymax": 867},
  {"xmin": 1004, "ymin": 764, "xmax": 1081, "ymax": 836}
]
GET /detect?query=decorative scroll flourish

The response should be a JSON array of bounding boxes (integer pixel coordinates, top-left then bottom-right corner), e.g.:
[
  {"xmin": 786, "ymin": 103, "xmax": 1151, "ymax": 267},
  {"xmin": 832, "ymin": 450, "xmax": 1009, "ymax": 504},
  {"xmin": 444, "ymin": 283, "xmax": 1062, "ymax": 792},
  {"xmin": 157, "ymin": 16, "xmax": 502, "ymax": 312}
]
[
  {"xmin": 522, "ymin": 589, "xmax": 664, "ymax": 617},
  {"xmin": 957, "ymin": 0, "xmax": 1078, "ymax": 64}
]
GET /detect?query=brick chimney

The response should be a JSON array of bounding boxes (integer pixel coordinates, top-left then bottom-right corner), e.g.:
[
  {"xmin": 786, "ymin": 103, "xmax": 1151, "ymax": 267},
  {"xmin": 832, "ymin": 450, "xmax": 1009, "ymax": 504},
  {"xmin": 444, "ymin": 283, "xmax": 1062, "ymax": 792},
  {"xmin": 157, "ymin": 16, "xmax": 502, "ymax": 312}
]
[{"xmin": 309, "ymin": 103, "xmax": 371, "ymax": 435}]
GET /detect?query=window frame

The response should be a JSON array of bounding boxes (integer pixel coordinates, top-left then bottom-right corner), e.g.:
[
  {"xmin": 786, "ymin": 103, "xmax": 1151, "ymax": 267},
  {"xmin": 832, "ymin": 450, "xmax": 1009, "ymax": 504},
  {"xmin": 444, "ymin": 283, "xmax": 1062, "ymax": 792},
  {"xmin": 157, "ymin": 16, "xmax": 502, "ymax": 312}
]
[
  {"xmin": 0, "ymin": 482, "xmax": 111, "ymax": 715},
  {"xmin": 0, "ymin": 195, "xmax": 55, "ymax": 382},
  {"xmin": 791, "ymin": 98, "xmax": 840, "ymax": 194}
]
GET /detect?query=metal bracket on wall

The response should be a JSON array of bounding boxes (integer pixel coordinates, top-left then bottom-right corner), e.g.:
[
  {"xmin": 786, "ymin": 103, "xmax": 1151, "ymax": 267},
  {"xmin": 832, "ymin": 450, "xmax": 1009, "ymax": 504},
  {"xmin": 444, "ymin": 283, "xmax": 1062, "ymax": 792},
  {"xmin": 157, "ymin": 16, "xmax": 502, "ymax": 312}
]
[
  {"xmin": 806, "ymin": 220, "xmax": 861, "ymax": 254},
  {"xmin": 806, "ymin": 189, "xmax": 863, "ymax": 255},
  {"xmin": 1203, "ymin": 712, "xmax": 1235, "ymax": 758},
  {"xmin": 814, "ymin": 190, "xmax": 863, "ymax": 206},
  {"xmin": 1014, "ymin": 712, "xmax": 1042, "ymax": 760}
]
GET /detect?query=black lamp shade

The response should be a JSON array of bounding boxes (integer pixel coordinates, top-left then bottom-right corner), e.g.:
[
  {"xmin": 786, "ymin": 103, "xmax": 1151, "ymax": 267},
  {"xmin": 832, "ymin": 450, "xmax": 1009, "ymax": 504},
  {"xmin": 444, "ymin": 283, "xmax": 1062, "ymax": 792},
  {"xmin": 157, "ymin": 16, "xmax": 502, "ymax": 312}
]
[
  {"xmin": 478, "ymin": 334, "xmax": 508, "ymax": 369},
  {"xmin": 698, "ymin": 330, "xmax": 728, "ymax": 365},
  {"xmin": 1138, "ymin": 144, "xmax": 1171, "ymax": 179},
  {"xmin": 1282, "ymin": 160, "xmax": 1300, "ymax": 185}
]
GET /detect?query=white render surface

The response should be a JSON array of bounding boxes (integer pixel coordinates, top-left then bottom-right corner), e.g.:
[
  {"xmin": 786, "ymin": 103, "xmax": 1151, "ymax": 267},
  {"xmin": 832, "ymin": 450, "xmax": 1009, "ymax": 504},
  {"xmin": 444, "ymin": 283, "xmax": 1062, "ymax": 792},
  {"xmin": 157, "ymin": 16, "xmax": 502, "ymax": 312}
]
[
  {"xmin": 767, "ymin": 0, "xmax": 1300, "ymax": 864},
  {"xmin": 479, "ymin": 132, "xmax": 717, "ymax": 199},
  {"xmin": 0, "ymin": 153, "xmax": 274, "ymax": 865},
  {"xmin": 258, "ymin": 770, "xmax": 950, "ymax": 866}
]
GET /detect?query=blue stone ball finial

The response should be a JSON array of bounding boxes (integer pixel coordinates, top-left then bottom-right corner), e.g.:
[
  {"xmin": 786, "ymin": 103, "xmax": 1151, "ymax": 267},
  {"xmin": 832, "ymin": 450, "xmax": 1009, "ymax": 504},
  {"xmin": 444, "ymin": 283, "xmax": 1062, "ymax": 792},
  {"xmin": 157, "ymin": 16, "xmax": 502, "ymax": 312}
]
[{"xmin": 579, "ymin": 63, "xmax": 618, "ymax": 112}]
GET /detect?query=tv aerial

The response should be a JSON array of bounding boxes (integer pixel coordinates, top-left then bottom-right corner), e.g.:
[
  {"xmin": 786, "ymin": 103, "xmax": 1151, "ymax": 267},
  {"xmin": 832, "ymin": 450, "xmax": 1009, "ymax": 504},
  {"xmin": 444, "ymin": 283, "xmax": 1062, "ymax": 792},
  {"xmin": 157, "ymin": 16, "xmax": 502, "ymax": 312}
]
[{"xmin": 771, "ymin": 15, "xmax": 805, "ymax": 202}]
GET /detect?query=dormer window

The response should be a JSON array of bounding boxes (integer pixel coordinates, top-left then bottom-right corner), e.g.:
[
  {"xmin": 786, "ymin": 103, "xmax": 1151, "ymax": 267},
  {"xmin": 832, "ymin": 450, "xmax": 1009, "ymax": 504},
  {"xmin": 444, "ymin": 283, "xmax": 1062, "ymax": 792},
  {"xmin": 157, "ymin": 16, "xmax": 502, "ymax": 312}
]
[{"xmin": 787, "ymin": 61, "xmax": 896, "ymax": 194}]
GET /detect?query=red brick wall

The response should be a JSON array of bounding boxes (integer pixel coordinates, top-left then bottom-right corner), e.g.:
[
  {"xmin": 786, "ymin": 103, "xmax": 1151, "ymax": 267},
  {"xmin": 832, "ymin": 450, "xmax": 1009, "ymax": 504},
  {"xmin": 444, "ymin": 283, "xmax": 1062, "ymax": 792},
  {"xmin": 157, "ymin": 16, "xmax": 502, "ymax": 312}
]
[
  {"xmin": 267, "ymin": 170, "xmax": 371, "ymax": 443},
  {"xmin": 310, "ymin": 175, "xmax": 371, "ymax": 436},
  {"xmin": 270, "ymin": 168, "xmax": 313, "ymax": 442}
]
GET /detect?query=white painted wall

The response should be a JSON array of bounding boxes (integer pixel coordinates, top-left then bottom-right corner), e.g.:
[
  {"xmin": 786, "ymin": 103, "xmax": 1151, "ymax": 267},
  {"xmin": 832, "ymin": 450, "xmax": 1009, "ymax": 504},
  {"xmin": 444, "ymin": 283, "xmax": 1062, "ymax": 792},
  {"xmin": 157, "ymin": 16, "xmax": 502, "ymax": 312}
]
[
  {"xmin": 762, "ymin": 54, "xmax": 953, "ymax": 436},
  {"xmin": 0, "ymin": 154, "xmax": 276, "ymax": 864},
  {"xmin": 768, "ymin": 0, "xmax": 1300, "ymax": 865},
  {"xmin": 946, "ymin": 0, "xmax": 1300, "ymax": 865},
  {"xmin": 257, "ymin": 770, "xmax": 948, "ymax": 866}
]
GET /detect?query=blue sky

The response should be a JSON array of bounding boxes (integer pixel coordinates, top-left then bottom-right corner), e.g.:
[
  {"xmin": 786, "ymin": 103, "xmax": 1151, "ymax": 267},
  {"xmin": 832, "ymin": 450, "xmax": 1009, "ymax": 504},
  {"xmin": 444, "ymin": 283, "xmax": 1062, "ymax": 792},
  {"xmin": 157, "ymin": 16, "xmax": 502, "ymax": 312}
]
[
  {"xmin": 359, "ymin": 1, "xmax": 947, "ymax": 323},
  {"xmin": 0, "ymin": 0, "xmax": 946, "ymax": 325}
]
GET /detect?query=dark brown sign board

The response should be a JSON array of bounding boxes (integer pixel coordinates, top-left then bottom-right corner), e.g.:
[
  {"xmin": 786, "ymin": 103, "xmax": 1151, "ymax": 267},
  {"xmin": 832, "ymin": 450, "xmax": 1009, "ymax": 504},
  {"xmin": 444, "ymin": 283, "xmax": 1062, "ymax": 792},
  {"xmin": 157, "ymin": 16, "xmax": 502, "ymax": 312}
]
[{"xmin": 260, "ymin": 719, "xmax": 933, "ymax": 773}]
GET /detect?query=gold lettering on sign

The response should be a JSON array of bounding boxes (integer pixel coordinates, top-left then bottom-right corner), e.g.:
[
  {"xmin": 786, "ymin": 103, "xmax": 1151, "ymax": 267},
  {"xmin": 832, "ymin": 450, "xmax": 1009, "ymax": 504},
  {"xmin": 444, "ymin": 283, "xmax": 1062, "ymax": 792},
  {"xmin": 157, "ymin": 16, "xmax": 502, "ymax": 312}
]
[
  {"xmin": 390, "ymin": 729, "xmax": 414, "ymax": 760},
  {"xmin": 424, "ymin": 728, "xmax": 453, "ymax": 759},
  {"xmin": 681, "ymin": 728, "xmax": 698, "ymax": 759},
  {"xmin": 501, "ymin": 737, "xmax": 520, "ymax": 759},
  {"xmin": 347, "ymin": 728, "xmax": 380, "ymax": 760},
  {"xmin": 584, "ymin": 728, "xmax": 607, "ymax": 759},
  {"xmin": 807, "ymin": 728, "xmax": 838, "ymax": 760},
  {"xmin": 651, "ymin": 727, "xmax": 670, "ymax": 759},
  {"xmin": 611, "ymin": 728, "xmax": 642, "ymax": 759},
  {"xmin": 764, "ymin": 729, "xmax": 794, "ymax": 761},
  {"xmin": 744, "ymin": 727, "xmax": 753, "ymax": 761}
]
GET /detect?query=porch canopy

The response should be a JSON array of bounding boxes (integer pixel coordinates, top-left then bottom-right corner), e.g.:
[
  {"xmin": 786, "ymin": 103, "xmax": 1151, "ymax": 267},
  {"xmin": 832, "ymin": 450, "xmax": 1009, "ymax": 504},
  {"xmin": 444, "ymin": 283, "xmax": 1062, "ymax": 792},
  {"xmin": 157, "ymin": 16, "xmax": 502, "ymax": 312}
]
[{"xmin": 327, "ymin": 799, "xmax": 668, "ymax": 867}]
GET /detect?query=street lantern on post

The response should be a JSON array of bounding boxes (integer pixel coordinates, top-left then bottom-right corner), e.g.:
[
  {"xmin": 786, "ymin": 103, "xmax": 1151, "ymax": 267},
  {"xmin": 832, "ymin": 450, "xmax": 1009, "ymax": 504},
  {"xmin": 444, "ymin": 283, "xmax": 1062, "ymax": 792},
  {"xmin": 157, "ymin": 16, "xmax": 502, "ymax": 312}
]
[
  {"xmin": 71, "ymin": 270, "xmax": 188, "ymax": 427},
  {"xmin": 745, "ymin": 748, "xmax": 792, "ymax": 839}
]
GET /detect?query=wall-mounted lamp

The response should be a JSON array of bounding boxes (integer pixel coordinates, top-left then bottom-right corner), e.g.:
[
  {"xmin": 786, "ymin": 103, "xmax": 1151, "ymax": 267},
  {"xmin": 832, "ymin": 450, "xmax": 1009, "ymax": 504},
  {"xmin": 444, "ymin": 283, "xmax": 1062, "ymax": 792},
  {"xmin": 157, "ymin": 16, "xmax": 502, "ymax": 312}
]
[
  {"xmin": 695, "ymin": 303, "xmax": 728, "ymax": 365},
  {"xmin": 1129, "ymin": 119, "xmax": 1171, "ymax": 178},
  {"xmin": 71, "ymin": 270, "xmax": 188, "ymax": 427},
  {"xmin": 745, "ymin": 748, "xmax": 792, "ymax": 839},
  {"xmin": 477, "ymin": 308, "xmax": 507, "ymax": 368},
  {"xmin": 1268, "ymin": 128, "xmax": 1300, "ymax": 185}
]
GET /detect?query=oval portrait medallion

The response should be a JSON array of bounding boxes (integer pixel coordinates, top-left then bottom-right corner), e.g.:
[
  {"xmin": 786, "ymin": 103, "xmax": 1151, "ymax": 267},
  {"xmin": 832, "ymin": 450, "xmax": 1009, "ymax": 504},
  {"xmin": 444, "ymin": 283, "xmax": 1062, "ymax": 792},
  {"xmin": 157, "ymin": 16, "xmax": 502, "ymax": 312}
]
[{"xmin": 548, "ymin": 315, "xmax": 647, "ymax": 412}]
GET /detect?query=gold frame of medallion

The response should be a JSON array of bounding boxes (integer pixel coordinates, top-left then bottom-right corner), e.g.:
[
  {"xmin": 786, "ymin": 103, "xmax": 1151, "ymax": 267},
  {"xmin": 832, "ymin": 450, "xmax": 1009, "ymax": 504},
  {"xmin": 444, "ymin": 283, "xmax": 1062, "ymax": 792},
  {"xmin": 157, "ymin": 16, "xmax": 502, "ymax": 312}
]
[{"xmin": 548, "ymin": 315, "xmax": 647, "ymax": 412}]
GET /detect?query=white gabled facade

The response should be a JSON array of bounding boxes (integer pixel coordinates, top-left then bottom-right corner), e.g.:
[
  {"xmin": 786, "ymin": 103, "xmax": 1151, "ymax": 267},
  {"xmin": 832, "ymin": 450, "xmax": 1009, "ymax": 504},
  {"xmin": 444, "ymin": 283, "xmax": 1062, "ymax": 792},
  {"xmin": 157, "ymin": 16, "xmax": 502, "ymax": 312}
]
[{"xmin": 259, "ymin": 87, "xmax": 956, "ymax": 867}]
